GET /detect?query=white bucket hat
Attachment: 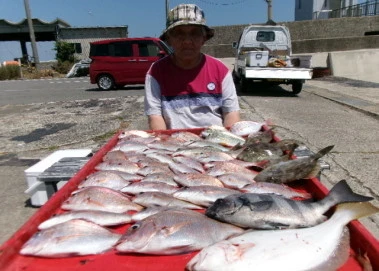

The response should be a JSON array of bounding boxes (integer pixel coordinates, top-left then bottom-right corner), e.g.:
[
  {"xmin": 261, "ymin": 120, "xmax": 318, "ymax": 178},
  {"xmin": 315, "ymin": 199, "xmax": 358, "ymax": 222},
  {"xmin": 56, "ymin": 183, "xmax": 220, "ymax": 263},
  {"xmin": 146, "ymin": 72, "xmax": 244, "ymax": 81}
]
[{"xmin": 160, "ymin": 4, "xmax": 215, "ymax": 41}]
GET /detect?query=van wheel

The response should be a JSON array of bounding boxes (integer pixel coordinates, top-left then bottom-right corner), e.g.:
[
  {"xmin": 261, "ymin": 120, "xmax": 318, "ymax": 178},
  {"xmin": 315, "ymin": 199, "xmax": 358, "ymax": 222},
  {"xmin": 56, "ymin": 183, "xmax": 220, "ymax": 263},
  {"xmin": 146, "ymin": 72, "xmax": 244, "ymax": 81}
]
[{"xmin": 97, "ymin": 75, "xmax": 115, "ymax": 90}]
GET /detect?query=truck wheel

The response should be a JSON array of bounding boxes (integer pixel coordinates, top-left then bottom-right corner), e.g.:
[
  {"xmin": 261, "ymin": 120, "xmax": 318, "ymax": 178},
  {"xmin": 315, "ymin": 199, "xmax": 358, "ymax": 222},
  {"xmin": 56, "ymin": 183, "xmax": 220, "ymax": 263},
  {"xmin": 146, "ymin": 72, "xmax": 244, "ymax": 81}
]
[
  {"xmin": 240, "ymin": 76, "xmax": 249, "ymax": 93},
  {"xmin": 97, "ymin": 74, "xmax": 115, "ymax": 91},
  {"xmin": 232, "ymin": 70, "xmax": 239, "ymax": 83},
  {"xmin": 292, "ymin": 82, "xmax": 303, "ymax": 94}
]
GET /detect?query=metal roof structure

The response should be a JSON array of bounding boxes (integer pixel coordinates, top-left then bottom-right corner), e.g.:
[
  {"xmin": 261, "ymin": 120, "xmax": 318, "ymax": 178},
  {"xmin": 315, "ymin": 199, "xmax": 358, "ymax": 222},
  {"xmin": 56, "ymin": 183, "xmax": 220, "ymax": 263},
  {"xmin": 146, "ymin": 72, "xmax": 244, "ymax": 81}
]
[{"xmin": 0, "ymin": 18, "xmax": 70, "ymax": 41}]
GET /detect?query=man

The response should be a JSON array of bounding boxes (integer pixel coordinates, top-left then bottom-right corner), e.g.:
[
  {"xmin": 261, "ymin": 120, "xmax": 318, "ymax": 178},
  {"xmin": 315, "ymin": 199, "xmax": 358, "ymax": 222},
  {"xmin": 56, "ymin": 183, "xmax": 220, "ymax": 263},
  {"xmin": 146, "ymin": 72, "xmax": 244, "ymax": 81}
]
[{"xmin": 144, "ymin": 4, "xmax": 240, "ymax": 130}]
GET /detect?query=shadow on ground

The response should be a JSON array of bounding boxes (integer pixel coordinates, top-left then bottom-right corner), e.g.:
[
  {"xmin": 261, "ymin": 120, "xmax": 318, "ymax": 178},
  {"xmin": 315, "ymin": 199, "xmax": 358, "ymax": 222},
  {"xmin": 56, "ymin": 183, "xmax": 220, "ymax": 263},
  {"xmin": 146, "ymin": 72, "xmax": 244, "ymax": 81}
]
[
  {"xmin": 236, "ymin": 83, "xmax": 298, "ymax": 97},
  {"xmin": 85, "ymin": 85, "xmax": 145, "ymax": 92}
]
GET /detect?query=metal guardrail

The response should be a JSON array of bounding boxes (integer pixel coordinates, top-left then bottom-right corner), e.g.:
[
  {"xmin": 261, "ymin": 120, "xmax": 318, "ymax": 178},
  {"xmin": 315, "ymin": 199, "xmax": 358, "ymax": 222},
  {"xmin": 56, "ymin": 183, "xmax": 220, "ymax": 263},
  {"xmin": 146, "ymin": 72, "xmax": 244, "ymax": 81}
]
[{"xmin": 313, "ymin": 0, "xmax": 379, "ymax": 19}]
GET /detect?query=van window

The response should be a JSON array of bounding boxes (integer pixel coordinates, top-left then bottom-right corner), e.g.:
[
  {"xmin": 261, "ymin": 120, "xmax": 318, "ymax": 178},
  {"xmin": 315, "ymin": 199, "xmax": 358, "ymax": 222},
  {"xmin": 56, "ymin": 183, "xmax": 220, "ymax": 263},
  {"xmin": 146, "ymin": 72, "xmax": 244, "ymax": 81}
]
[
  {"xmin": 90, "ymin": 43, "xmax": 108, "ymax": 56},
  {"xmin": 111, "ymin": 41, "xmax": 133, "ymax": 57},
  {"xmin": 137, "ymin": 40, "xmax": 160, "ymax": 57},
  {"xmin": 256, "ymin": 31, "xmax": 275, "ymax": 42}
]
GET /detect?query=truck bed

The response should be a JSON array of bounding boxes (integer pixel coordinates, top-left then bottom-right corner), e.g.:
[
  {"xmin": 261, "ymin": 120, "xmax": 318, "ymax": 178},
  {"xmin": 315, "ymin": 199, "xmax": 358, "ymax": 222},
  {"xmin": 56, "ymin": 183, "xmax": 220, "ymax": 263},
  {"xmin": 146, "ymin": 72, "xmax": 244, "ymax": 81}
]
[
  {"xmin": 244, "ymin": 66, "xmax": 313, "ymax": 80},
  {"xmin": 0, "ymin": 128, "xmax": 378, "ymax": 271}
]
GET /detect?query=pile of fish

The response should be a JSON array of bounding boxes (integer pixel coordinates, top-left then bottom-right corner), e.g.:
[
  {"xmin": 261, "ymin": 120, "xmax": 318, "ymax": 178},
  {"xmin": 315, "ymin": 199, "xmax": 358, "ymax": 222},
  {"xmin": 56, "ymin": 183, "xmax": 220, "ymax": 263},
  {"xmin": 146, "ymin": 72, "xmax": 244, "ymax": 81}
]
[{"xmin": 19, "ymin": 120, "xmax": 378, "ymax": 270}]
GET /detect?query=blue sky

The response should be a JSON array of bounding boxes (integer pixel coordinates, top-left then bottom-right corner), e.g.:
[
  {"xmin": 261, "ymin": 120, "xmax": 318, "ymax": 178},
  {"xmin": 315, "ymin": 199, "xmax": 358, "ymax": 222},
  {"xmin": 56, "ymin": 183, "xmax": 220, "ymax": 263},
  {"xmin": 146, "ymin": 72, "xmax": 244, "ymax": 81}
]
[{"xmin": 0, "ymin": 0, "xmax": 297, "ymax": 62}]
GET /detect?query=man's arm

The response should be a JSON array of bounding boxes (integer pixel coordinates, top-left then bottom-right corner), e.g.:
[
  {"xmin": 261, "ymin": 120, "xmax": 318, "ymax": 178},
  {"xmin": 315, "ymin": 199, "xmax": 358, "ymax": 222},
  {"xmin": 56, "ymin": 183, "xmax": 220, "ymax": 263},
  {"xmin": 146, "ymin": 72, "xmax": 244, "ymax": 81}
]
[
  {"xmin": 223, "ymin": 110, "xmax": 240, "ymax": 128},
  {"xmin": 148, "ymin": 115, "xmax": 167, "ymax": 130}
]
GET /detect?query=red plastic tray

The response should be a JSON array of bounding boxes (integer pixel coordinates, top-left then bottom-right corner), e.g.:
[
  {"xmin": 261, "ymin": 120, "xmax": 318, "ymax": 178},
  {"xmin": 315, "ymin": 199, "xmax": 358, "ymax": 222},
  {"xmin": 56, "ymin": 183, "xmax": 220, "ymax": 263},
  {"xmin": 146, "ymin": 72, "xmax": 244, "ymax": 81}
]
[{"xmin": 0, "ymin": 128, "xmax": 378, "ymax": 271}]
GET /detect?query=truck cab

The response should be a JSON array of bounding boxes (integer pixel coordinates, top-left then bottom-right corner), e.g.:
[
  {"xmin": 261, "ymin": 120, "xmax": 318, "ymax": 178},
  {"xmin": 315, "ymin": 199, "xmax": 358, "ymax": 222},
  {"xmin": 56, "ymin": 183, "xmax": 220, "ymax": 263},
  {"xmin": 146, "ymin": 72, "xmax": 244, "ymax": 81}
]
[{"xmin": 232, "ymin": 24, "xmax": 313, "ymax": 94}]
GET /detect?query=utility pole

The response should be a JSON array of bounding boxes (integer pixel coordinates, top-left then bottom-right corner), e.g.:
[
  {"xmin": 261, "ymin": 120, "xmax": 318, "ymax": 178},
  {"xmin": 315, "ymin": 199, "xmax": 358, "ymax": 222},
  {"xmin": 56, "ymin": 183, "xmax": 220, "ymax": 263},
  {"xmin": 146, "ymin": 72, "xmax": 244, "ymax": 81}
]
[
  {"xmin": 165, "ymin": 0, "xmax": 170, "ymax": 27},
  {"xmin": 265, "ymin": 0, "xmax": 273, "ymax": 21},
  {"xmin": 24, "ymin": 0, "xmax": 39, "ymax": 64}
]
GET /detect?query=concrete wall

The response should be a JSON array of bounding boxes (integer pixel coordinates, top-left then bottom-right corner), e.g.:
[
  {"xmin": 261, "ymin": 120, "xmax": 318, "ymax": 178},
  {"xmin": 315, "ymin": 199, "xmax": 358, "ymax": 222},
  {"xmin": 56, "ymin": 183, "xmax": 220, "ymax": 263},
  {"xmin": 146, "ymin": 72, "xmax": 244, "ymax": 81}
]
[
  {"xmin": 57, "ymin": 27, "xmax": 128, "ymax": 60},
  {"xmin": 328, "ymin": 48, "xmax": 379, "ymax": 83},
  {"xmin": 202, "ymin": 15, "xmax": 379, "ymax": 57}
]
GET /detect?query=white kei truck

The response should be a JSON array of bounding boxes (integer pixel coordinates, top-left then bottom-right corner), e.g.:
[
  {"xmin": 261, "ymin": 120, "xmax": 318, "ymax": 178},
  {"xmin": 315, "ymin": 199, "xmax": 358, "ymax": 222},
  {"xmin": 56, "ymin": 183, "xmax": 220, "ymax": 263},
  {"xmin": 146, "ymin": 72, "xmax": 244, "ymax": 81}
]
[{"xmin": 232, "ymin": 24, "xmax": 313, "ymax": 94}]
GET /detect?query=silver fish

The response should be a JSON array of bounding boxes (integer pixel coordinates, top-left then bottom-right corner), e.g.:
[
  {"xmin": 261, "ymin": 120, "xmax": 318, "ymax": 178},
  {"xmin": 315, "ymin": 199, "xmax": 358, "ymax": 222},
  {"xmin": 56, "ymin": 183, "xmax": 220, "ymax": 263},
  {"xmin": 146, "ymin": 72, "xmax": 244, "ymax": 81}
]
[
  {"xmin": 240, "ymin": 182, "xmax": 312, "ymax": 199},
  {"xmin": 173, "ymin": 173, "xmax": 224, "ymax": 188},
  {"xmin": 141, "ymin": 172, "xmax": 178, "ymax": 186},
  {"xmin": 115, "ymin": 208, "xmax": 244, "ymax": 255},
  {"xmin": 169, "ymin": 161, "xmax": 199, "ymax": 174},
  {"xmin": 38, "ymin": 210, "xmax": 132, "ymax": 229},
  {"xmin": 187, "ymin": 140, "xmax": 230, "ymax": 152},
  {"xmin": 131, "ymin": 206, "xmax": 172, "ymax": 221},
  {"xmin": 103, "ymin": 150, "xmax": 129, "ymax": 161},
  {"xmin": 121, "ymin": 181, "xmax": 179, "ymax": 195},
  {"xmin": 146, "ymin": 152, "xmax": 174, "ymax": 164},
  {"xmin": 172, "ymin": 156, "xmax": 205, "ymax": 173},
  {"xmin": 254, "ymin": 145, "xmax": 334, "ymax": 183},
  {"xmin": 205, "ymin": 180, "xmax": 373, "ymax": 229},
  {"xmin": 217, "ymin": 173, "xmax": 256, "ymax": 189},
  {"xmin": 229, "ymin": 120, "xmax": 265, "ymax": 137},
  {"xmin": 147, "ymin": 141, "xmax": 182, "ymax": 152},
  {"xmin": 95, "ymin": 159, "xmax": 140, "ymax": 174},
  {"xmin": 173, "ymin": 185, "xmax": 241, "ymax": 207},
  {"xmin": 133, "ymin": 191, "xmax": 203, "ymax": 209},
  {"xmin": 20, "ymin": 219, "xmax": 121, "ymax": 258},
  {"xmin": 78, "ymin": 171, "xmax": 139, "ymax": 190},
  {"xmin": 62, "ymin": 186, "xmax": 143, "ymax": 213},
  {"xmin": 137, "ymin": 164, "xmax": 172, "ymax": 176},
  {"xmin": 112, "ymin": 141, "xmax": 149, "ymax": 153},
  {"xmin": 206, "ymin": 161, "xmax": 258, "ymax": 179},
  {"xmin": 118, "ymin": 130, "xmax": 153, "ymax": 139},
  {"xmin": 170, "ymin": 131, "xmax": 202, "ymax": 143},
  {"xmin": 187, "ymin": 202, "xmax": 379, "ymax": 271}
]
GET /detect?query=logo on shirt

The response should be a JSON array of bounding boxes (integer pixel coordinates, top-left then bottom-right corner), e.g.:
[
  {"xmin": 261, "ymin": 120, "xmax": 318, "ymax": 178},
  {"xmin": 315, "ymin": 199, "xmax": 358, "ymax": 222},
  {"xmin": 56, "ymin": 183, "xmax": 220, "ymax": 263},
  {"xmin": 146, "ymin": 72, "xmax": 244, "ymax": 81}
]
[{"xmin": 207, "ymin": 82, "xmax": 216, "ymax": 91}]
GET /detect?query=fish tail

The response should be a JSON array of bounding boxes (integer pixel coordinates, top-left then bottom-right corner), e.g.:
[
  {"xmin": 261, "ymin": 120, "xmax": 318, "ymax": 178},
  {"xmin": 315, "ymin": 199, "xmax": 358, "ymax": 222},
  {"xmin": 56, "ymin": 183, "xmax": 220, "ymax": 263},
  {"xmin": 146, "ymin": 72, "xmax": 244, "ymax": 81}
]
[
  {"xmin": 313, "ymin": 145, "xmax": 334, "ymax": 160},
  {"xmin": 327, "ymin": 180, "xmax": 373, "ymax": 204},
  {"xmin": 334, "ymin": 202, "xmax": 379, "ymax": 223}
]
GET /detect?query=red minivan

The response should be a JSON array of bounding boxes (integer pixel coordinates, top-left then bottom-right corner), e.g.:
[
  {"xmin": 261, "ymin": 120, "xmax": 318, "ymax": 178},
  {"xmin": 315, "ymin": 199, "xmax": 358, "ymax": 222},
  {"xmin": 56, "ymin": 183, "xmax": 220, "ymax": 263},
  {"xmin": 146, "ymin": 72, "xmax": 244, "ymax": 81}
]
[{"xmin": 89, "ymin": 37, "xmax": 172, "ymax": 90}]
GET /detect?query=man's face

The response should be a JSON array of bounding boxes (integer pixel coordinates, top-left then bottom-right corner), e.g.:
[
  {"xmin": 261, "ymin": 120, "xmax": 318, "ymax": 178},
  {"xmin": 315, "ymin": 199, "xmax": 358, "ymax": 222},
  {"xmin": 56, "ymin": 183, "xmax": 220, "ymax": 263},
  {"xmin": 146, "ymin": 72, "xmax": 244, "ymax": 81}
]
[{"xmin": 168, "ymin": 25, "xmax": 206, "ymax": 60}]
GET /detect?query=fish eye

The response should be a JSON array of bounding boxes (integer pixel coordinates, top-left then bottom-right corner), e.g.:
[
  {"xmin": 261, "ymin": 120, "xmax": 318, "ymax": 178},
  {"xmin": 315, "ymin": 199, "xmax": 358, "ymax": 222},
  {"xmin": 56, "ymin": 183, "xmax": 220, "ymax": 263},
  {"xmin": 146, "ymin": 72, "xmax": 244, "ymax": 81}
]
[{"xmin": 130, "ymin": 224, "xmax": 140, "ymax": 230}]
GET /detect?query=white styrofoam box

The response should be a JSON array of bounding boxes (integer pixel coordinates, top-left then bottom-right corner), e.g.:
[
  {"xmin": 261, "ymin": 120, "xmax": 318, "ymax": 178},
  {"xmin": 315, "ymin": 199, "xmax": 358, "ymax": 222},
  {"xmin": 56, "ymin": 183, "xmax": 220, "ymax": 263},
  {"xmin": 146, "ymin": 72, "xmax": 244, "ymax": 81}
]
[
  {"xmin": 246, "ymin": 51, "xmax": 269, "ymax": 67},
  {"xmin": 291, "ymin": 55, "xmax": 312, "ymax": 68},
  {"xmin": 24, "ymin": 149, "xmax": 92, "ymax": 206}
]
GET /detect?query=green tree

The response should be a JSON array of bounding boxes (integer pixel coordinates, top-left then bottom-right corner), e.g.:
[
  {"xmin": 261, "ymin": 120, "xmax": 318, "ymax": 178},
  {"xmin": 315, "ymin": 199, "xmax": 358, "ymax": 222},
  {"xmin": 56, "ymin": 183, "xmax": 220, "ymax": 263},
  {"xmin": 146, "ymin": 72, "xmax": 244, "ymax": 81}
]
[
  {"xmin": 53, "ymin": 41, "xmax": 76, "ymax": 74},
  {"xmin": 54, "ymin": 41, "xmax": 76, "ymax": 63}
]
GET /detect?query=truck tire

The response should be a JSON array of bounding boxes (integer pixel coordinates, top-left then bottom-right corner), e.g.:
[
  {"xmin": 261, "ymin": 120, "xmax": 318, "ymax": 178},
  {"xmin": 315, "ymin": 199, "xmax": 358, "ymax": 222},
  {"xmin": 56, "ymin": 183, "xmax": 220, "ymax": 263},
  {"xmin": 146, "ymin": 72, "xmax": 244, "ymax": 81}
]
[
  {"xmin": 292, "ymin": 82, "xmax": 303, "ymax": 94},
  {"xmin": 240, "ymin": 76, "xmax": 249, "ymax": 93},
  {"xmin": 232, "ymin": 70, "xmax": 240, "ymax": 83}
]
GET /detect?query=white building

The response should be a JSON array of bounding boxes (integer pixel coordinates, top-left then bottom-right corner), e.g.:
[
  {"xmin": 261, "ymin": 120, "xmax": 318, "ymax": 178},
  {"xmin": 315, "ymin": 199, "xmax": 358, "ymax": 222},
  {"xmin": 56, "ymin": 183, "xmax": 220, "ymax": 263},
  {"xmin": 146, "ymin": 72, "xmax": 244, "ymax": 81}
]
[{"xmin": 295, "ymin": 0, "xmax": 359, "ymax": 20}]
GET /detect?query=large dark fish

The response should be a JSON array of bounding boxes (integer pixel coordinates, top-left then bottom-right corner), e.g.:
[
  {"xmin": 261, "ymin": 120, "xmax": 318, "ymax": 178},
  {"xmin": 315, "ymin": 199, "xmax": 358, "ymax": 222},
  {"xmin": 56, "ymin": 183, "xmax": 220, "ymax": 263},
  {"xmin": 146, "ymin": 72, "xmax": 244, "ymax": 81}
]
[
  {"xmin": 254, "ymin": 145, "xmax": 334, "ymax": 183},
  {"xmin": 205, "ymin": 179, "xmax": 373, "ymax": 229}
]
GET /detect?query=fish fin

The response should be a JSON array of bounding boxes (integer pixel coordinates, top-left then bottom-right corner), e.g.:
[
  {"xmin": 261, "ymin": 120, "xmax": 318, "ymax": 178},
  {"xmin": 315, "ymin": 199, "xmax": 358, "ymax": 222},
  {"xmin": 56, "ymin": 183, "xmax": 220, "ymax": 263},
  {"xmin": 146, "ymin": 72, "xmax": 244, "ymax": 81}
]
[
  {"xmin": 262, "ymin": 222, "xmax": 290, "ymax": 230},
  {"xmin": 264, "ymin": 118, "xmax": 274, "ymax": 128},
  {"xmin": 313, "ymin": 145, "xmax": 334, "ymax": 160},
  {"xmin": 335, "ymin": 202, "xmax": 379, "ymax": 222},
  {"xmin": 327, "ymin": 180, "xmax": 373, "ymax": 204},
  {"xmin": 305, "ymin": 164, "xmax": 322, "ymax": 178}
]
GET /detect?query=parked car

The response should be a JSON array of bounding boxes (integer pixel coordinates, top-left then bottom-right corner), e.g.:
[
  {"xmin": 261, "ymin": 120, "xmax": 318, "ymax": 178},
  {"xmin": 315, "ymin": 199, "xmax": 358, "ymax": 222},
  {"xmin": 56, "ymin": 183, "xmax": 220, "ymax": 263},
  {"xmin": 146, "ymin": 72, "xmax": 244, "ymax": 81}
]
[{"xmin": 89, "ymin": 37, "xmax": 172, "ymax": 90}]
